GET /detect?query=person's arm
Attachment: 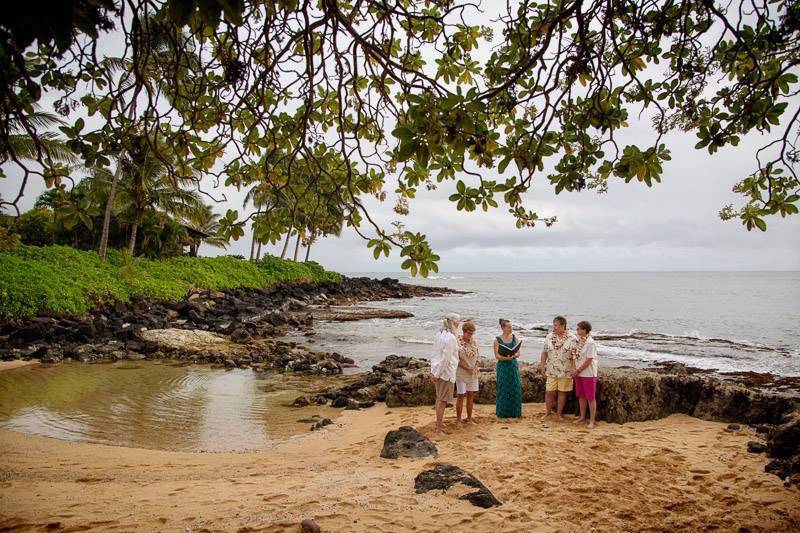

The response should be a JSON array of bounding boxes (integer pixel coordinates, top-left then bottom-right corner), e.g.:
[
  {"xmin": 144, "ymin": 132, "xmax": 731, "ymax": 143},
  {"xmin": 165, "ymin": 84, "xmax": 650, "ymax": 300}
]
[
  {"xmin": 430, "ymin": 336, "xmax": 443, "ymax": 381},
  {"xmin": 539, "ymin": 339, "xmax": 548, "ymax": 374},
  {"xmin": 446, "ymin": 335, "xmax": 460, "ymax": 377},
  {"xmin": 493, "ymin": 339, "xmax": 508, "ymax": 361},
  {"xmin": 512, "ymin": 338, "xmax": 522, "ymax": 359}
]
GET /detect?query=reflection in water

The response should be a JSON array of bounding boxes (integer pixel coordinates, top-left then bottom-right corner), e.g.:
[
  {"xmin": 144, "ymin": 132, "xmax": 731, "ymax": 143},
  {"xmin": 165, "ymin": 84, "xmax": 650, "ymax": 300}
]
[{"xmin": 0, "ymin": 362, "xmax": 340, "ymax": 452}]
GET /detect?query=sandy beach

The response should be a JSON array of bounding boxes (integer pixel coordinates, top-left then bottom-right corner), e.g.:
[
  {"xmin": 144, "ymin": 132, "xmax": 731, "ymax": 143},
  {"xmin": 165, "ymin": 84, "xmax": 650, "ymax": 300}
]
[{"xmin": 1, "ymin": 403, "xmax": 798, "ymax": 532}]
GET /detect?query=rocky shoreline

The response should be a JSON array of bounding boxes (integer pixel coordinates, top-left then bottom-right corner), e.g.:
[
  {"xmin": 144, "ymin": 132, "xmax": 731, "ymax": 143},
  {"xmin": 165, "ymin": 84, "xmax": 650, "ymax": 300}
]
[{"xmin": 0, "ymin": 277, "xmax": 459, "ymax": 375}]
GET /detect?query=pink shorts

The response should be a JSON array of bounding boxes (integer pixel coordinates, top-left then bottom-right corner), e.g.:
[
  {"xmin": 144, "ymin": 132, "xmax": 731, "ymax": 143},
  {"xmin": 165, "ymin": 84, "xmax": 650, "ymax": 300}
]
[{"xmin": 575, "ymin": 376, "xmax": 598, "ymax": 401}]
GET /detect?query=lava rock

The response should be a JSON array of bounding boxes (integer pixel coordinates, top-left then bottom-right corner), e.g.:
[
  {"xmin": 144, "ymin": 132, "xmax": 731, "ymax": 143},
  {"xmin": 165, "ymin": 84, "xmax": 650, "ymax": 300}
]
[
  {"xmin": 291, "ymin": 396, "xmax": 311, "ymax": 407},
  {"xmin": 766, "ymin": 415, "xmax": 800, "ymax": 458},
  {"xmin": 330, "ymin": 396, "xmax": 350, "ymax": 408},
  {"xmin": 310, "ymin": 418, "xmax": 333, "ymax": 431},
  {"xmin": 414, "ymin": 463, "xmax": 501, "ymax": 509},
  {"xmin": 300, "ymin": 518, "xmax": 321, "ymax": 533},
  {"xmin": 229, "ymin": 327, "xmax": 252, "ymax": 344},
  {"xmin": 747, "ymin": 441, "xmax": 766, "ymax": 454},
  {"xmin": 380, "ymin": 426, "xmax": 437, "ymax": 459}
]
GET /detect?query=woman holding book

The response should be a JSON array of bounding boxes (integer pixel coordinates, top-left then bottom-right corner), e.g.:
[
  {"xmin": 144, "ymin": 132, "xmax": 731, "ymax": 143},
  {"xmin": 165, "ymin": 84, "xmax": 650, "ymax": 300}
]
[{"xmin": 494, "ymin": 319, "xmax": 522, "ymax": 418}]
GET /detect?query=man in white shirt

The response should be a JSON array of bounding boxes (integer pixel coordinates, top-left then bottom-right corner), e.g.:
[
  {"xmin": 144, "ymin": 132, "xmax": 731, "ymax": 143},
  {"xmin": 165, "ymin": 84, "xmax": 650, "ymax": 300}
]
[{"xmin": 430, "ymin": 312, "xmax": 460, "ymax": 437}]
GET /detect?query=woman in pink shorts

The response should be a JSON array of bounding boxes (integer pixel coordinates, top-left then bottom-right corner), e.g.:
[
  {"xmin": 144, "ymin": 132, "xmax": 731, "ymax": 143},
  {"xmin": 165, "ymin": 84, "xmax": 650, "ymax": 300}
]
[{"xmin": 571, "ymin": 321, "xmax": 598, "ymax": 428}]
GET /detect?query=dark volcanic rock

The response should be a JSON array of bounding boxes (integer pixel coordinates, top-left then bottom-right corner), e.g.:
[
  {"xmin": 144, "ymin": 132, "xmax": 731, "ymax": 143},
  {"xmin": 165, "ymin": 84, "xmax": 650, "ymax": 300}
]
[
  {"xmin": 766, "ymin": 415, "xmax": 800, "ymax": 458},
  {"xmin": 747, "ymin": 441, "xmax": 766, "ymax": 453},
  {"xmin": 331, "ymin": 357, "xmax": 798, "ymax": 426},
  {"xmin": 300, "ymin": 518, "xmax": 321, "ymax": 533},
  {"xmin": 414, "ymin": 464, "xmax": 501, "ymax": 509},
  {"xmin": 310, "ymin": 418, "xmax": 333, "ymax": 431},
  {"xmin": 380, "ymin": 426, "xmax": 437, "ymax": 459},
  {"xmin": 764, "ymin": 415, "xmax": 800, "ymax": 486}
]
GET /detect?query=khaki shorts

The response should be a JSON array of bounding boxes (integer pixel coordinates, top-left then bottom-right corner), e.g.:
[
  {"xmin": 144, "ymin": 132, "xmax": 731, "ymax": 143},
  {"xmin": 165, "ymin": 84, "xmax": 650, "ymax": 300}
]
[
  {"xmin": 546, "ymin": 377, "xmax": 573, "ymax": 392},
  {"xmin": 434, "ymin": 378, "xmax": 454, "ymax": 403}
]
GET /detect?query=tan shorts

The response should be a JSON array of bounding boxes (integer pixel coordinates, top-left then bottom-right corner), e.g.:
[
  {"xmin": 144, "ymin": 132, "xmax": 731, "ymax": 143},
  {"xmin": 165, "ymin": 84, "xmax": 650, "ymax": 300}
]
[
  {"xmin": 546, "ymin": 377, "xmax": 573, "ymax": 392},
  {"xmin": 434, "ymin": 378, "xmax": 454, "ymax": 403}
]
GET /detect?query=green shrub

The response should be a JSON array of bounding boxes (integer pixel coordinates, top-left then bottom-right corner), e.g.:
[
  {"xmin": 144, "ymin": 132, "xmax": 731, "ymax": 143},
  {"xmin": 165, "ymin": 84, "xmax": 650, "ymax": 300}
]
[{"xmin": 0, "ymin": 245, "xmax": 342, "ymax": 317}]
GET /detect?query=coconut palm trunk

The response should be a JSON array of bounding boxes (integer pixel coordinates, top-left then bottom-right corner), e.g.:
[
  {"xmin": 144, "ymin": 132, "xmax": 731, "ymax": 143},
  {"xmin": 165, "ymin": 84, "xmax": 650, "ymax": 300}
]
[
  {"xmin": 293, "ymin": 233, "xmax": 301, "ymax": 261},
  {"xmin": 99, "ymin": 159, "xmax": 123, "ymax": 259},
  {"xmin": 249, "ymin": 230, "xmax": 257, "ymax": 260},
  {"xmin": 304, "ymin": 241, "xmax": 311, "ymax": 262},
  {"xmin": 280, "ymin": 230, "xmax": 291, "ymax": 259},
  {"xmin": 127, "ymin": 214, "xmax": 141, "ymax": 255}
]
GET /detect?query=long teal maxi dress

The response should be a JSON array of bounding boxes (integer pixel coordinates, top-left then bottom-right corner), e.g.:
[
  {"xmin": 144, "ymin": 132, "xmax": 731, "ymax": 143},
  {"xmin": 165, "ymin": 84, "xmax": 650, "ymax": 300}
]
[{"xmin": 495, "ymin": 335, "xmax": 522, "ymax": 418}]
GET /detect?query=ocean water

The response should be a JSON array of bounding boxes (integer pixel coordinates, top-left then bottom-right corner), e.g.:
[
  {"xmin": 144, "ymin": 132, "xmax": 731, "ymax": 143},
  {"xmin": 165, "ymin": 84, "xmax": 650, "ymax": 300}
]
[{"xmin": 303, "ymin": 272, "xmax": 800, "ymax": 377}]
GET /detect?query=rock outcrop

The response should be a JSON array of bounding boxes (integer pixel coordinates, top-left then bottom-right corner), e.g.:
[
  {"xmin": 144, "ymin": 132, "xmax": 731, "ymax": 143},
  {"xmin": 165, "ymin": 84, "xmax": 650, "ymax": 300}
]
[
  {"xmin": 414, "ymin": 464, "xmax": 501, "ymax": 509},
  {"xmin": 325, "ymin": 356, "xmax": 798, "ymax": 426},
  {"xmin": 765, "ymin": 415, "xmax": 800, "ymax": 486},
  {"xmin": 380, "ymin": 426, "xmax": 438, "ymax": 459}
]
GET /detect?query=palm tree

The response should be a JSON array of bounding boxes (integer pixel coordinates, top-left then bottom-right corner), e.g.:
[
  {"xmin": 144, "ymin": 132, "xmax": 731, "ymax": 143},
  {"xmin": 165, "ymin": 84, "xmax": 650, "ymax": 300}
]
[
  {"xmin": 98, "ymin": 18, "xmax": 202, "ymax": 260},
  {"xmin": 1, "ymin": 110, "xmax": 77, "ymax": 166},
  {"xmin": 114, "ymin": 149, "xmax": 205, "ymax": 255},
  {"xmin": 182, "ymin": 204, "xmax": 229, "ymax": 257}
]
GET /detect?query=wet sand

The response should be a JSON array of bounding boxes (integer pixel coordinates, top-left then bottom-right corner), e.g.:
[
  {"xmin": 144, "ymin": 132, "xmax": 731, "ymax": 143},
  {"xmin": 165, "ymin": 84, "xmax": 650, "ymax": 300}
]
[
  {"xmin": 1, "ymin": 404, "xmax": 798, "ymax": 532},
  {"xmin": 0, "ymin": 360, "xmax": 37, "ymax": 371}
]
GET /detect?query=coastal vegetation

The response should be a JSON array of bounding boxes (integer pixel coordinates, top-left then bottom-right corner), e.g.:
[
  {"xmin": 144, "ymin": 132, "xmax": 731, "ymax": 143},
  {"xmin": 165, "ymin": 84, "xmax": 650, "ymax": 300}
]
[
  {"xmin": 1, "ymin": 0, "xmax": 798, "ymax": 275},
  {"xmin": 0, "ymin": 244, "xmax": 341, "ymax": 317}
]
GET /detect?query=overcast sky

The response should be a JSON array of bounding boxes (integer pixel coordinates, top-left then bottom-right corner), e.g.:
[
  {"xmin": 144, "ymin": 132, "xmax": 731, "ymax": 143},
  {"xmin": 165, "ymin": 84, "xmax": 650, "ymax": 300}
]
[{"xmin": 2, "ymin": 3, "xmax": 798, "ymax": 273}]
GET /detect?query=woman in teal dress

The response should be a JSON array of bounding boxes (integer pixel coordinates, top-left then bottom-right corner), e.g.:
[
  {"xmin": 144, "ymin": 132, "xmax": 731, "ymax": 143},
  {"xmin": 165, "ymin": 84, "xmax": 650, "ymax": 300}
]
[{"xmin": 494, "ymin": 318, "xmax": 522, "ymax": 418}]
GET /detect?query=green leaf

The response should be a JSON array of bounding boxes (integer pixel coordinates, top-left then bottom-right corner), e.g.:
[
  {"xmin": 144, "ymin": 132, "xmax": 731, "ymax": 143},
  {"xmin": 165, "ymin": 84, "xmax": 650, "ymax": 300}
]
[
  {"xmin": 392, "ymin": 127, "xmax": 414, "ymax": 143},
  {"xmin": 397, "ymin": 142, "xmax": 417, "ymax": 162},
  {"xmin": 197, "ymin": 0, "xmax": 222, "ymax": 27},
  {"xmin": 168, "ymin": 0, "xmax": 196, "ymax": 26}
]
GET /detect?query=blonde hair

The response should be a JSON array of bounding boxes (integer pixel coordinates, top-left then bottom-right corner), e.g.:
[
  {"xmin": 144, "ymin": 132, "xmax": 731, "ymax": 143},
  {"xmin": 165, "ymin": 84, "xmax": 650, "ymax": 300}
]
[{"xmin": 441, "ymin": 312, "xmax": 461, "ymax": 333}]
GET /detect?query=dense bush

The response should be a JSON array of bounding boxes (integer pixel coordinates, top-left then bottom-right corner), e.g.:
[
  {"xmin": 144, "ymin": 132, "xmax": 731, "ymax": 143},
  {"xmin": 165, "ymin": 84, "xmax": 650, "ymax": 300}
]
[{"xmin": 0, "ymin": 245, "xmax": 342, "ymax": 317}]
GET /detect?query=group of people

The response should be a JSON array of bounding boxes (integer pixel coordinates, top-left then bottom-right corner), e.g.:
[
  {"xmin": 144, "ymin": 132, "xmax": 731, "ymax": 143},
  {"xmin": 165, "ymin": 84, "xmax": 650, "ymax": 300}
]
[{"xmin": 429, "ymin": 314, "xmax": 599, "ymax": 437}]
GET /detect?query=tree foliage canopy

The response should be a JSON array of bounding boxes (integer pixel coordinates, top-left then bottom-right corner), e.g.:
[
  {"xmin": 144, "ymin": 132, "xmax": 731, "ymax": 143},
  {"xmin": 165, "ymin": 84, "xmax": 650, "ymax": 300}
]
[{"xmin": 1, "ymin": 0, "xmax": 798, "ymax": 272}]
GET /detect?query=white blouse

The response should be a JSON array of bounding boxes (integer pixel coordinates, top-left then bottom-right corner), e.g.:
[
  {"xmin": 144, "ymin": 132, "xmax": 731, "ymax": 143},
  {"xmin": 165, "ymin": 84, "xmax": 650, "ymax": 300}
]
[
  {"xmin": 576, "ymin": 336, "xmax": 598, "ymax": 377},
  {"xmin": 430, "ymin": 330, "xmax": 459, "ymax": 382}
]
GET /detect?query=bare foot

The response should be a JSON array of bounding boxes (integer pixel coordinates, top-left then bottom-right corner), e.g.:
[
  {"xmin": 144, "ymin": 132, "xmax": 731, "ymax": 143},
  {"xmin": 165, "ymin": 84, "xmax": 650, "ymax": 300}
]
[
  {"xmin": 435, "ymin": 430, "xmax": 447, "ymax": 437},
  {"xmin": 587, "ymin": 421, "xmax": 596, "ymax": 429},
  {"xmin": 540, "ymin": 413, "xmax": 551, "ymax": 421},
  {"xmin": 573, "ymin": 417, "xmax": 586, "ymax": 424},
  {"xmin": 557, "ymin": 414, "xmax": 565, "ymax": 421},
  {"xmin": 459, "ymin": 418, "xmax": 469, "ymax": 424},
  {"xmin": 468, "ymin": 418, "xmax": 478, "ymax": 424}
]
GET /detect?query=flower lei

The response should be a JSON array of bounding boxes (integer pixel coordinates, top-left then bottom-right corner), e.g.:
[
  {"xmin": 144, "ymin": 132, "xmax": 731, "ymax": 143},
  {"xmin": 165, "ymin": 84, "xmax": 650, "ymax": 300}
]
[
  {"xmin": 572, "ymin": 335, "xmax": 589, "ymax": 362},
  {"xmin": 550, "ymin": 331, "xmax": 569, "ymax": 351}
]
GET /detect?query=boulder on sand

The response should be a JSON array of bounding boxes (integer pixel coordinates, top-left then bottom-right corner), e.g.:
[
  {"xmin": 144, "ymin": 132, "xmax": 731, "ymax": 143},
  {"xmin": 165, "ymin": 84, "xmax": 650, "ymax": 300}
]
[
  {"xmin": 414, "ymin": 463, "xmax": 501, "ymax": 509},
  {"xmin": 380, "ymin": 426, "xmax": 437, "ymax": 459}
]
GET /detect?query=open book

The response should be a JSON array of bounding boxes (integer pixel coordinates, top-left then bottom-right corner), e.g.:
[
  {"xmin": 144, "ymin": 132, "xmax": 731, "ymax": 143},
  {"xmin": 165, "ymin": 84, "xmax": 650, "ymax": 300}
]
[{"xmin": 498, "ymin": 340, "xmax": 522, "ymax": 357}]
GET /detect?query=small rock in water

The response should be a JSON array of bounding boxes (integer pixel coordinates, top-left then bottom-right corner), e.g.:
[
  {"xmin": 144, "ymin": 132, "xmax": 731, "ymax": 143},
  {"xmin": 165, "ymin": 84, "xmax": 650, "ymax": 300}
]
[
  {"xmin": 747, "ymin": 441, "xmax": 766, "ymax": 453},
  {"xmin": 291, "ymin": 396, "xmax": 310, "ymax": 407},
  {"xmin": 310, "ymin": 418, "xmax": 333, "ymax": 431},
  {"xmin": 380, "ymin": 426, "xmax": 437, "ymax": 459},
  {"xmin": 300, "ymin": 518, "xmax": 321, "ymax": 533}
]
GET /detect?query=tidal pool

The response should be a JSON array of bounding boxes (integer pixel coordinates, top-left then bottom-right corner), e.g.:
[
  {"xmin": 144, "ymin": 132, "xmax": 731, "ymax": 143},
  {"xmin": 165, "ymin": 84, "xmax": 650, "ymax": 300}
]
[{"xmin": 0, "ymin": 361, "xmax": 341, "ymax": 452}]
